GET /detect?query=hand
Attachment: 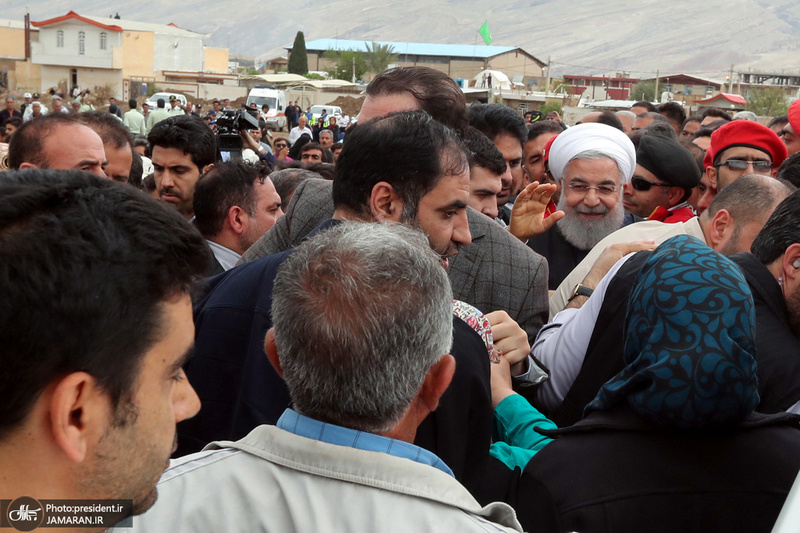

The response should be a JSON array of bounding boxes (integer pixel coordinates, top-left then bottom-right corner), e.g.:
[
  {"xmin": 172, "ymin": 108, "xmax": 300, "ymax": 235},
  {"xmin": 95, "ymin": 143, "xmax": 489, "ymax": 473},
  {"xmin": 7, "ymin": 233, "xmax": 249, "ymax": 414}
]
[
  {"xmin": 239, "ymin": 129, "xmax": 260, "ymax": 152},
  {"xmin": 490, "ymin": 354, "xmax": 517, "ymax": 408},
  {"xmin": 486, "ymin": 310, "xmax": 530, "ymax": 367},
  {"xmin": 583, "ymin": 240, "xmax": 657, "ymax": 288},
  {"xmin": 508, "ymin": 181, "xmax": 565, "ymax": 242}
]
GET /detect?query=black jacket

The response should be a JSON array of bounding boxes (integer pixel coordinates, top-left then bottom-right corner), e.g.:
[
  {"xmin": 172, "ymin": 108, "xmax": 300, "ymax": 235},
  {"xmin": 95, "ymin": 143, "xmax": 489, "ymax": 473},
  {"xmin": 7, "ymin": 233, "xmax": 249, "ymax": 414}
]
[{"xmin": 514, "ymin": 406, "xmax": 800, "ymax": 533}]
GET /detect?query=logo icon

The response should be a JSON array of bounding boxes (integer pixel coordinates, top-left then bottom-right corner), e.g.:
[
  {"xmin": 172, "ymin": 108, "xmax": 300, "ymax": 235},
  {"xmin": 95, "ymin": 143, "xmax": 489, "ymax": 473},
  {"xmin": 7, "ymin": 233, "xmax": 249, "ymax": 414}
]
[{"xmin": 7, "ymin": 497, "xmax": 43, "ymax": 532}]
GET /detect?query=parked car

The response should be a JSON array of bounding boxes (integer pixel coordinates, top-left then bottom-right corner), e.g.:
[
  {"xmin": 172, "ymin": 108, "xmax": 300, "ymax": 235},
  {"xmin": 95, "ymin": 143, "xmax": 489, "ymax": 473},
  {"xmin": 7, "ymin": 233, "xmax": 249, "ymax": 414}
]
[{"xmin": 145, "ymin": 92, "xmax": 187, "ymax": 110}]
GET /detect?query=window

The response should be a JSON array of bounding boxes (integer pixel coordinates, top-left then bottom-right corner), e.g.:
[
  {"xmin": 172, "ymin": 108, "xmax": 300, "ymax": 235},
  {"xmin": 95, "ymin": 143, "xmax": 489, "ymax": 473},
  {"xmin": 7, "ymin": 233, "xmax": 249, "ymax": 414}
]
[
  {"xmin": 78, "ymin": 31, "xmax": 85, "ymax": 55},
  {"xmin": 57, "ymin": 30, "xmax": 64, "ymax": 47},
  {"xmin": 100, "ymin": 32, "xmax": 107, "ymax": 50}
]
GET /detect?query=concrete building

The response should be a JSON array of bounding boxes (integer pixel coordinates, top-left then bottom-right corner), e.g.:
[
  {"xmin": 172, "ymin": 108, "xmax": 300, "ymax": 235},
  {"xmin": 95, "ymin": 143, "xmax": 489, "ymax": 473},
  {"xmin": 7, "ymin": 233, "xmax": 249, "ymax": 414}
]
[
  {"xmin": 25, "ymin": 11, "xmax": 229, "ymax": 99},
  {"xmin": 291, "ymin": 39, "xmax": 546, "ymax": 81},
  {"xmin": 639, "ymin": 74, "xmax": 724, "ymax": 106},
  {"xmin": 563, "ymin": 74, "xmax": 639, "ymax": 101}
]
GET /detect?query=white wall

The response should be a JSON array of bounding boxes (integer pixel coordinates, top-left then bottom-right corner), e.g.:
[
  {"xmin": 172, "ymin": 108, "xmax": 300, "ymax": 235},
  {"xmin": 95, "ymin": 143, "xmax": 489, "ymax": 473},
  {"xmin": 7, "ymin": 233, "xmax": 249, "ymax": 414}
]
[
  {"xmin": 33, "ymin": 21, "xmax": 121, "ymax": 69},
  {"xmin": 153, "ymin": 32, "xmax": 204, "ymax": 73}
]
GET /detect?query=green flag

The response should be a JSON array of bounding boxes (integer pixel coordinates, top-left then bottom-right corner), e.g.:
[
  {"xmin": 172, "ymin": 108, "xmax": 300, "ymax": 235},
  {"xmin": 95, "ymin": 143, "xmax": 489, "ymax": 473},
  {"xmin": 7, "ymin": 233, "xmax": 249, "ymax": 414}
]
[{"xmin": 479, "ymin": 21, "xmax": 492, "ymax": 45}]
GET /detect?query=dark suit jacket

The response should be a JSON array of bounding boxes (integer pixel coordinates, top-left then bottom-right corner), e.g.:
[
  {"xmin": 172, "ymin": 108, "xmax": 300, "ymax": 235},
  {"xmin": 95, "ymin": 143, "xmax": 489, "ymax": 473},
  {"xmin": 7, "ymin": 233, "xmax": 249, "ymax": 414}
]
[
  {"xmin": 180, "ymin": 220, "xmax": 498, "ymax": 501},
  {"xmin": 239, "ymin": 179, "xmax": 549, "ymax": 341}
]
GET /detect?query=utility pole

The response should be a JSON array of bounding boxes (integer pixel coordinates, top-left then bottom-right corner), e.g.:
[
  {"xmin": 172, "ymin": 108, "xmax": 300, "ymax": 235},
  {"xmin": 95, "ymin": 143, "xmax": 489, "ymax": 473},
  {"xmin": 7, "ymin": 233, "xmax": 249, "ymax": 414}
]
[
  {"xmin": 352, "ymin": 56, "xmax": 356, "ymax": 83},
  {"xmin": 729, "ymin": 64, "xmax": 735, "ymax": 93},
  {"xmin": 544, "ymin": 55, "xmax": 551, "ymax": 96},
  {"xmin": 654, "ymin": 69, "xmax": 659, "ymax": 102}
]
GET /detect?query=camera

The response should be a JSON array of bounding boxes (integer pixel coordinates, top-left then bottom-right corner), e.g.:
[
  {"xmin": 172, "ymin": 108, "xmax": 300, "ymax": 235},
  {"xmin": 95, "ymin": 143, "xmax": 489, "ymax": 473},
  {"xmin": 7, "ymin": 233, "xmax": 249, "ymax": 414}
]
[{"xmin": 215, "ymin": 108, "xmax": 260, "ymax": 161}]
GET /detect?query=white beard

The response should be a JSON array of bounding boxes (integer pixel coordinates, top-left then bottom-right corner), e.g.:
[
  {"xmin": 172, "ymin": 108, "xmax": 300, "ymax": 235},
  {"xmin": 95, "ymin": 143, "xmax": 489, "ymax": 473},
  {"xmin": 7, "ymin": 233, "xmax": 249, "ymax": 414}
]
[{"xmin": 556, "ymin": 193, "xmax": 625, "ymax": 251}]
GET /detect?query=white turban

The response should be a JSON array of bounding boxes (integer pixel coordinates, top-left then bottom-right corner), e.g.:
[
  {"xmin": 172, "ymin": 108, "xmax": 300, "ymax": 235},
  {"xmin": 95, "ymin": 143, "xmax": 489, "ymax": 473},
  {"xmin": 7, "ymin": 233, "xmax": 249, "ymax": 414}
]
[{"xmin": 549, "ymin": 123, "xmax": 636, "ymax": 184}]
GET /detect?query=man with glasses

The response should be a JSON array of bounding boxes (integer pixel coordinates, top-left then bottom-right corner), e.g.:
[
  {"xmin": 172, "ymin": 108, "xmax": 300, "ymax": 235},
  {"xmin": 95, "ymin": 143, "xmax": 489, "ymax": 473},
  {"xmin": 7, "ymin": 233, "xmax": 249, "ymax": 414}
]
[
  {"xmin": 706, "ymin": 119, "xmax": 787, "ymax": 195},
  {"xmin": 273, "ymin": 139, "xmax": 290, "ymax": 160},
  {"xmin": 517, "ymin": 123, "xmax": 635, "ymax": 289},
  {"xmin": 623, "ymin": 135, "xmax": 700, "ymax": 223}
]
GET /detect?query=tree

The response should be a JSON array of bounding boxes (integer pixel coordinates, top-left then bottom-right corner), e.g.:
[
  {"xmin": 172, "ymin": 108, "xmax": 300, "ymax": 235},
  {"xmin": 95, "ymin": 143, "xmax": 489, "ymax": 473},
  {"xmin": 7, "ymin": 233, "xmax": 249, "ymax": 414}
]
[
  {"xmin": 288, "ymin": 31, "xmax": 308, "ymax": 75},
  {"xmin": 363, "ymin": 42, "xmax": 397, "ymax": 78},
  {"xmin": 539, "ymin": 101, "xmax": 563, "ymax": 116},
  {"xmin": 746, "ymin": 86, "xmax": 789, "ymax": 117},
  {"xmin": 630, "ymin": 80, "xmax": 655, "ymax": 102},
  {"xmin": 323, "ymin": 49, "xmax": 367, "ymax": 81}
]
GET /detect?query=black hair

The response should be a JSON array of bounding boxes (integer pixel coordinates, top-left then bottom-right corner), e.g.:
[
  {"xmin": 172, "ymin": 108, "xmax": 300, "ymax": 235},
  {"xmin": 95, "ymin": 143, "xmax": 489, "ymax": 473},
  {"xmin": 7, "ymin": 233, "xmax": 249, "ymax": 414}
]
[
  {"xmin": 128, "ymin": 98, "xmax": 137, "ymax": 109},
  {"xmin": 657, "ymin": 101, "xmax": 687, "ymax": 129},
  {"xmin": 270, "ymin": 168, "xmax": 321, "ymax": 205},
  {"xmin": 592, "ymin": 111, "xmax": 625, "ymax": 131},
  {"xmin": 701, "ymin": 108, "xmax": 731, "ymax": 121},
  {"xmin": 461, "ymin": 126, "xmax": 507, "ymax": 176},
  {"xmin": 468, "ymin": 103, "xmax": 527, "ymax": 147},
  {"xmin": 147, "ymin": 115, "xmax": 216, "ymax": 172},
  {"xmin": 76, "ymin": 110, "xmax": 133, "ymax": 149},
  {"xmin": 193, "ymin": 161, "xmax": 267, "ymax": 238},
  {"xmin": 751, "ymin": 189, "xmax": 800, "ymax": 264},
  {"xmin": 333, "ymin": 111, "xmax": 467, "ymax": 220},
  {"xmin": 288, "ymin": 134, "xmax": 312, "ymax": 160},
  {"xmin": 0, "ymin": 169, "xmax": 209, "ymax": 438},
  {"xmin": 768, "ymin": 115, "xmax": 789, "ymax": 130},
  {"xmin": 632, "ymin": 101, "xmax": 657, "ymax": 112},
  {"xmin": 366, "ymin": 67, "xmax": 468, "ymax": 133},
  {"xmin": 528, "ymin": 120, "xmax": 565, "ymax": 140},
  {"xmin": 777, "ymin": 152, "xmax": 800, "ymax": 189}
]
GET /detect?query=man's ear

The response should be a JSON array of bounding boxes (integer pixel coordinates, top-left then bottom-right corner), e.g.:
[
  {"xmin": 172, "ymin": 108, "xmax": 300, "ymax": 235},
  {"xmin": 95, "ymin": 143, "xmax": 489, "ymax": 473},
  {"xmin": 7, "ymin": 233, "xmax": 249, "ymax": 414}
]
[
  {"xmin": 707, "ymin": 208, "xmax": 732, "ymax": 249},
  {"xmin": 781, "ymin": 243, "xmax": 800, "ymax": 284},
  {"xmin": 666, "ymin": 186, "xmax": 685, "ymax": 208},
  {"xmin": 706, "ymin": 166, "xmax": 718, "ymax": 189},
  {"xmin": 264, "ymin": 329, "xmax": 284, "ymax": 378},
  {"xmin": 202, "ymin": 163, "xmax": 214, "ymax": 175},
  {"xmin": 369, "ymin": 182, "xmax": 404, "ymax": 222},
  {"xmin": 226, "ymin": 206, "xmax": 246, "ymax": 235},
  {"xmin": 416, "ymin": 354, "xmax": 456, "ymax": 413},
  {"xmin": 49, "ymin": 372, "xmax": 108, "ymax": 464},
  {"xmin": 18, "ymin": 162, "xmax": 39, "ymax": 170}
]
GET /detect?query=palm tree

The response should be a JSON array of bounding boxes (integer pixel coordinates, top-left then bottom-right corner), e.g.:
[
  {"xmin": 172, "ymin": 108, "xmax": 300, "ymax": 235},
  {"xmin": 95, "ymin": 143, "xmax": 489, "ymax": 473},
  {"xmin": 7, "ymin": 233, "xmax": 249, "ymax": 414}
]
[{"xmin": 363, "ymin": 42, "xmax": 398, "ymax": 78}]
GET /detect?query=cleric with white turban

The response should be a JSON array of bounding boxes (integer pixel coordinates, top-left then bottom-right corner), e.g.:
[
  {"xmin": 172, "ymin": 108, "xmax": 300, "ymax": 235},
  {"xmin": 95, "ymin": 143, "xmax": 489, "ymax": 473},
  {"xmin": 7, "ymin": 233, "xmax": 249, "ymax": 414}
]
[{"xmin": 548, "ymin": 123, "xmax": 636, "ymax": 183}]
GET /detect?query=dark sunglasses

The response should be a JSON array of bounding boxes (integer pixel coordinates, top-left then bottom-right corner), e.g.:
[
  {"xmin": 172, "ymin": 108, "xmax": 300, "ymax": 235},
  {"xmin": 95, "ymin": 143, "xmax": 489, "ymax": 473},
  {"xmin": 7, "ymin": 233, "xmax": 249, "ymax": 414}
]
[
  {"xmin": 631, "ymin": 176, "xmax": 672, "ymax": 192},
  {"xmin": 716, "ymin": 159, "xmax": 773, "ymax": 173},
  {"xmin": 274, "ymin": 143, "xmax": 287, "ymax": 148}
]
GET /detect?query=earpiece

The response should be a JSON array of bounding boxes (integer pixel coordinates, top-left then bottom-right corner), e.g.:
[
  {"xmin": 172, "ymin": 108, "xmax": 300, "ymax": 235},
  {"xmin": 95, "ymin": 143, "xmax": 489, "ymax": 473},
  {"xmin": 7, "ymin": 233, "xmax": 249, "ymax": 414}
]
[{"xmin": 794, "ymin": 260, "xmax": 800, "ymax": 269}]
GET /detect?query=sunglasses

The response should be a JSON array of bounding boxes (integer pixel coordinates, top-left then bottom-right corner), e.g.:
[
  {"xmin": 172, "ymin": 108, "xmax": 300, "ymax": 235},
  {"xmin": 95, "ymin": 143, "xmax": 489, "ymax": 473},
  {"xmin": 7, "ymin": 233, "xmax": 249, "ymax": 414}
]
[
  {"xmin": 274, "ymin": 143, "xmax": 287, "ymax": 148},
  {"xmin": 716, "ymin": 160, "xmax": 773, "ymax": 173},
  {"xmin": 631, "ymin": 176, "xmax": 673, "ymax": 192}
]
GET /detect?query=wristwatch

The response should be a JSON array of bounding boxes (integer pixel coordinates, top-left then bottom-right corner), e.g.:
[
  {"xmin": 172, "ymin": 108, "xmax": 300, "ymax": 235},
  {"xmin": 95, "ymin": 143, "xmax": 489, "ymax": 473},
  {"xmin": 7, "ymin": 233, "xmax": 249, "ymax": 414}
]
[{"xmin": 568, "ymin": 283, "xmax": 594, "ymax": 302}]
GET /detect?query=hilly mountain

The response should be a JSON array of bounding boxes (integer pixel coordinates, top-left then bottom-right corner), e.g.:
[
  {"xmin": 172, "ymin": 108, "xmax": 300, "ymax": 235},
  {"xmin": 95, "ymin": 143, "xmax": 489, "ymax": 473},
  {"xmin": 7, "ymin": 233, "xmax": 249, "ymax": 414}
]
[{"xmin": 5, "ymin": 0, "xmax": 800, "ymax": 79}]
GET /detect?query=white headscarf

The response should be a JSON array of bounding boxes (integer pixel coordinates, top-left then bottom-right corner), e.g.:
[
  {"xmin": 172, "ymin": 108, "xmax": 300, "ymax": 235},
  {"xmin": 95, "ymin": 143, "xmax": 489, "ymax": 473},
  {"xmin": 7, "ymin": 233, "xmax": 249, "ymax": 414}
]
[{"xmin": 549, "ymin": 123, "xmax": 636, "ymax": 184}]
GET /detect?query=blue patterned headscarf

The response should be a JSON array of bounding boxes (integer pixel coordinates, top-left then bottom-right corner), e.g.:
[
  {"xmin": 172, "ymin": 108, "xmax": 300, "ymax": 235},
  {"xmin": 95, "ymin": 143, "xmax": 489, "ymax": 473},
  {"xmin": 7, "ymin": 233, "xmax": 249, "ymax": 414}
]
[{"xmin": 586, "ymin": 235, "xmax": 759, "ymax": 429}]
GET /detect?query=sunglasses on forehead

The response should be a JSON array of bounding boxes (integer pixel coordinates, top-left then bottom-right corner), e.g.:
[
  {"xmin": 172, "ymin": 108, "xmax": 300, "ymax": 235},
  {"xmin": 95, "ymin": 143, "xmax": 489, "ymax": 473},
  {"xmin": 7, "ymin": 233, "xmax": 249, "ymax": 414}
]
[{"xmin": 631, "ymin": 176, "xmax": 673, "ymax": 192}]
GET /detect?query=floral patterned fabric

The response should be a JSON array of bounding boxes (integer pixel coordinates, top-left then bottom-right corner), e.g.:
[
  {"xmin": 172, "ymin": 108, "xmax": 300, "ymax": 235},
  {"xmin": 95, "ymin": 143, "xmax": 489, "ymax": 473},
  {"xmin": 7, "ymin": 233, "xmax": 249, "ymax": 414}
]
[
  {"xmin": 452, "ymin": 300, "xmax": 499, "ymax": 363},
  {"xmin": 585, "ymin": 235, "xmax": 759, "ymax": 429}
]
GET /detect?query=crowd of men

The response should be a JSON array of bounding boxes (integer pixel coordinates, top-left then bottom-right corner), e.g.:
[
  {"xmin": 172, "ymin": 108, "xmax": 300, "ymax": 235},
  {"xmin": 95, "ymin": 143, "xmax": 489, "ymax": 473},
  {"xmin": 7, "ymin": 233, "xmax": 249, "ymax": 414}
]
[{"xmin": 3, "ymin": 67, "xmax": 800, "ymax": 532}]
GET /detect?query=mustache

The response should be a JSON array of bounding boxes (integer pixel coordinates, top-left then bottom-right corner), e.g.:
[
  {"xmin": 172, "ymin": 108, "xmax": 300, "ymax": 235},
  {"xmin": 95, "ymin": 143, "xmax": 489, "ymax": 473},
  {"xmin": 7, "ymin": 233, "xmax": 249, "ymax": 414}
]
[{"xmin": 573, "ymin": 204, "xmax": 609, "ymax": 215}]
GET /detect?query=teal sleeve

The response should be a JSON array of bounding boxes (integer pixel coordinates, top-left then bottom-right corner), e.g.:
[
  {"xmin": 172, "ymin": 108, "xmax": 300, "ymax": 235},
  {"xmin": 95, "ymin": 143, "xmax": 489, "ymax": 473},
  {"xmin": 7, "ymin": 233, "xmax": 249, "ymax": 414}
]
[{"xmin": 489, "ymin": 394, "xmax": 558, "ymax": 470}]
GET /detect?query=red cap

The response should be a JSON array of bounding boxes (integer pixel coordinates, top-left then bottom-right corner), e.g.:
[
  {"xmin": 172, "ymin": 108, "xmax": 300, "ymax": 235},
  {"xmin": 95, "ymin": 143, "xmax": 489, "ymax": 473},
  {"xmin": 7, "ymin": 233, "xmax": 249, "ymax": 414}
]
[
  {"xmin": 789, "ymin": 99, "xmax": 800, "ymax": 134},
  {"xmin": 706, "ymin": 120, "xmax": 788, "ymax": 170},
  {"xmin": 543, "ymin": 134, "xmax": 558, "ymax": 163}
]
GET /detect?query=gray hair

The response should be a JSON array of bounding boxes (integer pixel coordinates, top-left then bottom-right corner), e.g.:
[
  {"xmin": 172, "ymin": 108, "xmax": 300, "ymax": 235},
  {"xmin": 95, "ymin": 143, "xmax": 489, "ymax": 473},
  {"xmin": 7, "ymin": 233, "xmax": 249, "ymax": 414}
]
[
  {"xmin": 319, "ymin": 129, "xmax": 334, "ymax": 139},
  {"xmin": 615, "ymin": 110, "xmax": 636, "ymax": 121},
  {"xmin": 271, "ymin": 221, "xmax": 454, "ymax": 433}
]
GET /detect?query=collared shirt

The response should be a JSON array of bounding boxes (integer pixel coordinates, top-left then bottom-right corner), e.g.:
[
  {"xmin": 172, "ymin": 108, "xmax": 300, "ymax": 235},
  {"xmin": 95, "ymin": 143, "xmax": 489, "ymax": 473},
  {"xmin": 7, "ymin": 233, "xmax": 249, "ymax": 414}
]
[
  {"xmin": 123, "ymin": 108, "xmax": 146, "ymax": 135},
  {"xmin": 277, "ymin": 409, "xmax": 454, "ymax": 477},
  {"xmin": 207, "ymin": 240, "xmax": 241, "ymax": 271}
]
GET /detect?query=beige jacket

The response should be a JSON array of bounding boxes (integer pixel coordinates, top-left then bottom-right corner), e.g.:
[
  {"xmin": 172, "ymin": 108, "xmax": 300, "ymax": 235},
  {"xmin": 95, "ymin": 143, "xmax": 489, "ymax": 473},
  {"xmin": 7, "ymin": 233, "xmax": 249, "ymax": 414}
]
[{"xmin": 122, "ymin": 425, "xmax": 524, "ymax": 533}]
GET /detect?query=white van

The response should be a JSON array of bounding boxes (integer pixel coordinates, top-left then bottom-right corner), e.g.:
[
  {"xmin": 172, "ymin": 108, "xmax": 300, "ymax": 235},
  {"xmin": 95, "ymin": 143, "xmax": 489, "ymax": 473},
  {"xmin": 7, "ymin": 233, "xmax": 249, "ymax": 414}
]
[
  {"xmin": 145, "ymin": 92, "xmax": 187, "ymax": 110},
  {"xmin": 247, "ymin": 87, "xmax": 287, "ymax": 131}
]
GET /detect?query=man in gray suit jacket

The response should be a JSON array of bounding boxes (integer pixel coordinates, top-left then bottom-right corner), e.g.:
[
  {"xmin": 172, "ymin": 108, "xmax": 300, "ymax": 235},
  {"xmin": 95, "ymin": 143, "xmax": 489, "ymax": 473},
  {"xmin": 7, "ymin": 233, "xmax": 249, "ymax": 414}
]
[{"xmin": 241, "ymin": 177, "xmax": 548, "ymax": 340}]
